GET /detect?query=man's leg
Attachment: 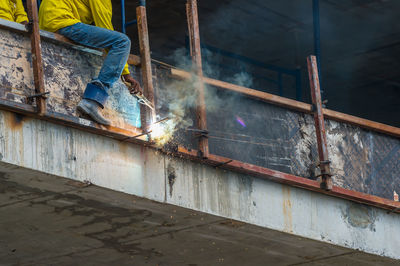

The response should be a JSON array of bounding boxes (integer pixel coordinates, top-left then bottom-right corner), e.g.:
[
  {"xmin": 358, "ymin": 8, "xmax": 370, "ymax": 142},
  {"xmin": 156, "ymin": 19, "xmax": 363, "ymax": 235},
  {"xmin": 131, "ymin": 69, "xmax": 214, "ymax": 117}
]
[{"xmin": 58, "ymin": 23, "xmax": 131, "ymax": 125}]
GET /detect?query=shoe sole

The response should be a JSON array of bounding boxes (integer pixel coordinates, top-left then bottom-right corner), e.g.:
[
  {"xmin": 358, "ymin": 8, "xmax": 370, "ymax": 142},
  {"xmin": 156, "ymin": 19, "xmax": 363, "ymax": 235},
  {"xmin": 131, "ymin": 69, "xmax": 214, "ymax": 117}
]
[{"xmin": 76, "ymin": 104, "xmax": 111, "ymax": 126}]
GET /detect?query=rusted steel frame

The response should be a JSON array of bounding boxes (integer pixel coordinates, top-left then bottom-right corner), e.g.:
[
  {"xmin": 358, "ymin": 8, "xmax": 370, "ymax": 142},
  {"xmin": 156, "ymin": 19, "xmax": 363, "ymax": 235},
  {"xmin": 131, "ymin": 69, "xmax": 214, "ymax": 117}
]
[
  {"xmin": 186, "ymin": 0, "xmax": 209, "ymax": 158},
  {"xmin": 307, "ymin": 55, "xmax": 332, "ymax": 190},
  {"xmin": 1, "ymin": 98, "xmax": 399, "ymax": 213},
  {"xmin": 136, "ymin": 5, "xmax": 156, "ymax": 131},
  {"xmin": 170, "ymin": 68, "xmax": 400, "ymax": 138},
  {"xmin": 26, "ymin": 0, "xmax": 46, "ymax": 115},
  {"xmin": 177, "ymin": 146, "xmax": 400, "ymax": 214},
  {"xmin": 172, "ymin": 69, "xmax": 312, "ymax": 113},
  {"xmin": 322, "ymin": 109, "xmax": 400, "ymax": 138}
]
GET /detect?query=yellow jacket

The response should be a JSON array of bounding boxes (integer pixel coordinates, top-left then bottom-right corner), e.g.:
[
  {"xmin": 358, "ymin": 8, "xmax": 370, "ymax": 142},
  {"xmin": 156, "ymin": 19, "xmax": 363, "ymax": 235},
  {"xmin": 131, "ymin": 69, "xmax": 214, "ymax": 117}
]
[
  {"xmin": 39, "ymin": 0, "xmax": 129, "ymax": 75},
  {"xmin": 0, "ymin": 0, "xmax": 28, "ymax": 23}
]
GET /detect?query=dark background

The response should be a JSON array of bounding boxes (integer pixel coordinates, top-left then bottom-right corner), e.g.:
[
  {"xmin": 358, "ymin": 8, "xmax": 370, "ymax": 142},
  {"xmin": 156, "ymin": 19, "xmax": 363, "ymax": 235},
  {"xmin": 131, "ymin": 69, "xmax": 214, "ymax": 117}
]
[
  {"xmin": 109, "ymin": 0, "xmax": 400, "ymax": 127},
  {"xmin": 29, "ymin": 0, "xmax": 399, "ymax": 127}
]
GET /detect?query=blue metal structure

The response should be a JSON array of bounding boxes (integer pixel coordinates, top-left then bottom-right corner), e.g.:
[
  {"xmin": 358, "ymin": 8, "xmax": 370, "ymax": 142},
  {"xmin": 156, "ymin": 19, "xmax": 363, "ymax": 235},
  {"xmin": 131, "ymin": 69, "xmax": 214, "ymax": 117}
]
[{"xmin": 121, "ymin": 0, "xmax": 146, "ymax": 33}]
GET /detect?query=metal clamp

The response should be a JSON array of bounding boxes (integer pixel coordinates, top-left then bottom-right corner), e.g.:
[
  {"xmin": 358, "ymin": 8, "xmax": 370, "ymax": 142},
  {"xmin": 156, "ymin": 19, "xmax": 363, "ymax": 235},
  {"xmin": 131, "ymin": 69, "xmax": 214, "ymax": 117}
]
[
  {"xmin": 27, "ymin": 91, "xmax": 50, "ymax": 99},
  {"xmin": 318, "ymin": 160, "xmax": 331, "ymax": 166},
  {"xmin": 315, "ymin": 173, "xmax": 333, "ymax": 179}
]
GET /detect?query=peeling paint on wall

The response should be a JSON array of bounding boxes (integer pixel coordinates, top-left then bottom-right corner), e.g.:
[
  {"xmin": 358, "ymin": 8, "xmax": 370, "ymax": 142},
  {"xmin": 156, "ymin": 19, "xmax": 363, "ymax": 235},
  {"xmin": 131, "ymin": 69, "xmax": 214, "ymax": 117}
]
[{"xmin": 0, "ymin": 28, "xmax": 141, "ymax": 129}]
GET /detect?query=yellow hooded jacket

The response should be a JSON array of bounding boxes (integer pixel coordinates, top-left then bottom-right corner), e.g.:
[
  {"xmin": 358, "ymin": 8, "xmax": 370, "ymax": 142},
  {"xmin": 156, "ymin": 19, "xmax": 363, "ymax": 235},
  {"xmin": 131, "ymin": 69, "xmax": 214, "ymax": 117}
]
[
  {"xmin": 39, "ymin": 0, "xmax": 129, "ymax": 75},
  {"xmin": 0, "ymin": 0, "xmax": 28, "ymax": 23}
]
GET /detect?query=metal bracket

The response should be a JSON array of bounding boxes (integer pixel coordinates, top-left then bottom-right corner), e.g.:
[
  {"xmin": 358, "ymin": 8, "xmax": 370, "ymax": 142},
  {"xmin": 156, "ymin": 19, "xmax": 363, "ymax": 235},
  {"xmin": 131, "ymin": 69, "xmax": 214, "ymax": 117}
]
[
  {"xmin": 311, "ymin": 104, "xmax": 317, "ymax": 113},
  {"xmin": 121, "ymin": 131, "xmax": 151, "ymax": 142},
  {"xmin": 214, "ymin": 160, "xmax": 233, "ymax": 169},
  {"xmin": 318, "ymin": 160, "xmax": 331, "ymax": 166},
  {"xmin": 186, "ymin": 128, "xmax": 209, "ymax": 139},
  {"xmin": 315, "ymin": 173, "xmax": 333, "ymax": 179},
  {"xmin": 26, "ymin": 91, "xmax": 50, "ymax": 104}
]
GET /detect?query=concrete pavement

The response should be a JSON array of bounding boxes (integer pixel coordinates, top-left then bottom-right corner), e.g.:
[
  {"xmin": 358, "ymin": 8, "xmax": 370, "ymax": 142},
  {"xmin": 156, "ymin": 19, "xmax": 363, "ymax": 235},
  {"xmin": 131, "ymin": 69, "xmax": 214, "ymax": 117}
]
[{"xmin": 0, "ymin": 163, "xmax": 398, "ymax": 265}]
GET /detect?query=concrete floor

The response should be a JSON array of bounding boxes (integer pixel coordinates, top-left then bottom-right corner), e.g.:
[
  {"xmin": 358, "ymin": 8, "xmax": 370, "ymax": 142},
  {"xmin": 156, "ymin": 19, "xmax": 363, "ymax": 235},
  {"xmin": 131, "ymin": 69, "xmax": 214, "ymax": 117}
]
[{"xmin": 0, "ymin": 164, "xmax": 399, "ymax": 266}]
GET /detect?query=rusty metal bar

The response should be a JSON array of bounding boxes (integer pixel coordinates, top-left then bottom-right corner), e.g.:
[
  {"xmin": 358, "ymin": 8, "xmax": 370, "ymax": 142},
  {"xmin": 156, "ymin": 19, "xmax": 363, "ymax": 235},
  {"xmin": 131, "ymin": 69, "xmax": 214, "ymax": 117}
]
[
  {"xmin": 26, "ymin": 0, "xmax": 46, "ymax": 115},
  {"xmin": 176, "ymin": 146, "xmax": 400, "ymax": 214},
  {"xmin": 186, "ymin": 0, "xmax": 209, "ymax": 158},
  {"xmin": 136, "ymin": 3, "xmax": 156, "ymax": 130},
  {"xmin": 307, "ymin": 55, "xmax": 332, "ymax": 191},
  {"xmin": 170, "ymin": 68, "xmax": 400, "ymax": 139}
]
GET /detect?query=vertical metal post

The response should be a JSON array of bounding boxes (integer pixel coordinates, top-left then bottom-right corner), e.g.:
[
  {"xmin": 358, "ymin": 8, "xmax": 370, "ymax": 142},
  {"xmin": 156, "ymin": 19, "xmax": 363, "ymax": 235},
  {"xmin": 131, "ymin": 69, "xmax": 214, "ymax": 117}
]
[
  {"xmin": 186, "ymin": 0, "xmax": 209, "ymax": 158},
  {"xmin": 136, "ymin": 0, "xmax": 156, "ymax": 129},
  {"xmin": 121, "ymin": 0, "xmax": 126, "ymax": 33},
  {"xmin": 26, "ymin": 0, "xmax": 46, "ymax": 115},
  {"xmin": 307, "ymin": 55, "xmax": 332, "ymax": 191},
  {"xmin": 312, "ymin": 0, "xmax": 323, "ymax": 98}
]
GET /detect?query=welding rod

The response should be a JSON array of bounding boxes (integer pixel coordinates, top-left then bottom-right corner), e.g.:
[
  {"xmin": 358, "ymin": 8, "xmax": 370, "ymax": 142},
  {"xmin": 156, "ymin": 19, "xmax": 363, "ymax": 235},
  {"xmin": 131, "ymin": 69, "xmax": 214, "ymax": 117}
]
[
  {"xmin": 152, "ymin": 117, "xmax": 171, "ymax": 125},
  {"xmin": 121, "ymin": 130, "xmax": 152, "ymax": 142}
]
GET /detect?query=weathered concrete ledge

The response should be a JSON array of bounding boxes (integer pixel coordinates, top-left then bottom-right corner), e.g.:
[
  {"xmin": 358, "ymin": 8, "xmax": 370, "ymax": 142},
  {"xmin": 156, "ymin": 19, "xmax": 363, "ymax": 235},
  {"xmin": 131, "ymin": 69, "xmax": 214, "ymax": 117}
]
[
  {"xmin": 1, "ymin": 161, "xmax": 398, "ymax": 265},
  {"xmin": 0, "ymin": 109, "xmax": 399, "ymax": 260}
]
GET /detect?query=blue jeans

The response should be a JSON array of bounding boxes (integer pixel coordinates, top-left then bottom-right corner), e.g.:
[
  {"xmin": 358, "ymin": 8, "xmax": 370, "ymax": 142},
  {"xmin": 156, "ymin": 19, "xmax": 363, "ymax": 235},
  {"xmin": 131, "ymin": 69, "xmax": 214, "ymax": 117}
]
[{"xmin": 58, "ymin": 22, "xmax": 131, "ymax": 107}]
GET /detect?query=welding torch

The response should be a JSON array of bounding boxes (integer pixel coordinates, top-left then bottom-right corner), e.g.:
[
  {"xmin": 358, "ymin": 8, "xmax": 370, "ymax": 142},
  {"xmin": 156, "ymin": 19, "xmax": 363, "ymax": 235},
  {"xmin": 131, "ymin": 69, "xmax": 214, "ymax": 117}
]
[{"xmin": 121, "ymin": 76, "xmax": 155, "ymax": 110}]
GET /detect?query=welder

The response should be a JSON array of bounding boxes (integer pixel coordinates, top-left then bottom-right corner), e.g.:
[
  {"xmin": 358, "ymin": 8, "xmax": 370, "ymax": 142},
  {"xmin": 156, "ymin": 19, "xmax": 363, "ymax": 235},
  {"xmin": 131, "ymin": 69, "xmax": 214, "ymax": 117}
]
[
  {"xmin": 39, "ymin": 0, "xmax": 142, "ymax": 125},
  {"xmin": 0, "ymin": 0, "xmax": 28, "ymax": 24}
]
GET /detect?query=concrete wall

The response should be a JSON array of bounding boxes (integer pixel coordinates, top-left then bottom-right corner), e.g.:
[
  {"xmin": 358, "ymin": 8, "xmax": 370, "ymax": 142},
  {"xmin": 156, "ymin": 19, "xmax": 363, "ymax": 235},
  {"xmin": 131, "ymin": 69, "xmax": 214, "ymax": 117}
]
[{"xmin": 0, "ymin": 109, "xmax": 399, "ymax": 260}]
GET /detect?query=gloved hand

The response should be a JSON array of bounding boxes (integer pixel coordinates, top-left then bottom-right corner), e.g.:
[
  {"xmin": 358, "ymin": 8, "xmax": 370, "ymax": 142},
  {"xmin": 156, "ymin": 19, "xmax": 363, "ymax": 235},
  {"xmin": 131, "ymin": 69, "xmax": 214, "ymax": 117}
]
[{"xmin": 122, "ymin": 74, "xmax": 142, "ymax": 95}]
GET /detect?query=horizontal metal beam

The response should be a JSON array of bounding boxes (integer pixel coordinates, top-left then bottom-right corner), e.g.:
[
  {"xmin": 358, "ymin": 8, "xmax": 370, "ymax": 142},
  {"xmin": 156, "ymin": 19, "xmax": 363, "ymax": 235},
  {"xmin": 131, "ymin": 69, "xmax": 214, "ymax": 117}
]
[
  {"xmin": 177, "ymin": 146, "xmax": 400, "ymax": 214},
  {"xmin": 170, "ymin": 68, "xmax": 400, "ymax": 139},
  {"xmin": 170, "ymin": 68, "xmax": 311, "ymax": 113}
]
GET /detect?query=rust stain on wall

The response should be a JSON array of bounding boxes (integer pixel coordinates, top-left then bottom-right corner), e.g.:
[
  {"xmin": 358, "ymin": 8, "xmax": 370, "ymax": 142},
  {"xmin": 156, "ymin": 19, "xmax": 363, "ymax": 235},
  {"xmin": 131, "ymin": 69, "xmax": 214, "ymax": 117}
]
[
  {"xmin": 282, "ymin": 186, "xmax": 293, "ymax": 233},
  {"xmin": 4, "ymin": 112, "xmax": 25, "ymax": 131}
]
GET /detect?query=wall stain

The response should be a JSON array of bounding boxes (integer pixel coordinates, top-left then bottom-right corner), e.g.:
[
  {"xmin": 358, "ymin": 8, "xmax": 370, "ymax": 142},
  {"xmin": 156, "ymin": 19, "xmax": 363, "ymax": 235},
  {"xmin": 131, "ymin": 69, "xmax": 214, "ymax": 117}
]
[
  {"xmin": 282, "ymin": 186, "xmax": 293, "ymax": 233},
  {"xmin": 342, "ymin": 203, "xmax": 376, "ymax": 231},
  {"xmin": 167, "ymin": 163, "xmax": 176, "ymax": 197},
  {"xmin": 5, "ymin": 112, "xmax": 25, "ymax": 131}
]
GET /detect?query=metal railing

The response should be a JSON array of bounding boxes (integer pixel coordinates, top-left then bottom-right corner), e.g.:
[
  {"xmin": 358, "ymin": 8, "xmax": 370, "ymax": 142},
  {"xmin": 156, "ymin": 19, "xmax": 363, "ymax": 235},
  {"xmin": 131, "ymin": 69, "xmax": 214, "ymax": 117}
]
[{"xmin": 0, "ymin": 0, "xmax": 399, "ymax": 213}]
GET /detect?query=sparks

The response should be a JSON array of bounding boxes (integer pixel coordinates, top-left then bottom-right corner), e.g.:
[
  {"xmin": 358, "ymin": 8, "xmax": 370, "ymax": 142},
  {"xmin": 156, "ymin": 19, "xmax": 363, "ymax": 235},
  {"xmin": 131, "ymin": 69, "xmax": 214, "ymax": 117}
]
[
  {"xmin": 150, "ymin": 122, "xmax": 166, "ymax": 140},
  {"xmin": 148, "ymin": 118, "xmax": 175, "ymax": 146}
]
